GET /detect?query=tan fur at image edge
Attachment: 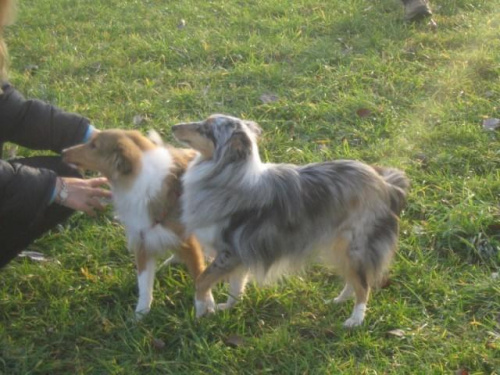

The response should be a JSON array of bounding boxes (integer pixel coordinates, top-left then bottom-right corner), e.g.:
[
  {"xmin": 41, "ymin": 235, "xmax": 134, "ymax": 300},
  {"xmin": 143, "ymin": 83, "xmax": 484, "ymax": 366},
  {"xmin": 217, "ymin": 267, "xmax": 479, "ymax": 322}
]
[{"xmin": 0, "ymin": 0, "xmax": 16, "ymax": 86}]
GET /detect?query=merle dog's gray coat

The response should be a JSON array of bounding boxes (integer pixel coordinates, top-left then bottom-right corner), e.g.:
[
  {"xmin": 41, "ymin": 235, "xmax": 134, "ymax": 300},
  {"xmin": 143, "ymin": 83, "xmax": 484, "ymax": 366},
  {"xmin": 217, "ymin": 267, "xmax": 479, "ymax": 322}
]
[{"xmin": 173, "ymin": 114, "xmax": 409, "ymax": 326}]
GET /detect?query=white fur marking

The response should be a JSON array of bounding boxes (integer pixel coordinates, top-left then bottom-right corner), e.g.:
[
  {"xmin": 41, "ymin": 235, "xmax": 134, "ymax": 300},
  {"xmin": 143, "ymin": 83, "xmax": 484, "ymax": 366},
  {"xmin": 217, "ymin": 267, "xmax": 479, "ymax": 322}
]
[
  {"xmin": 195, "ymin": 292, "xmax": 216, "ymax": 318},
  {"xmin": 219, "ymin": 268, "xmax": 249, "ymax": 310},
  {"xmin": 135, "ymin": 258, "xmax": 156, "ymax": 319},
  {"xmin": 343, "ymin": 303, "xmax": 367, "ymax": 327},
  {"xmin": 113, "ymin": 147, "xmax": 180, "ymax": 255}
]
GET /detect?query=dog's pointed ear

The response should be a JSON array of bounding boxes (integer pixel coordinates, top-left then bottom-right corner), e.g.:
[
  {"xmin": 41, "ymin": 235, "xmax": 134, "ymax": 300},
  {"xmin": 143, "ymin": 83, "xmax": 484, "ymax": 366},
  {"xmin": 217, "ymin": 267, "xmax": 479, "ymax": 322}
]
[
  {"xmin": 243, "ymin": 120, "xmax": 262, "ymax": 137},
  {"xmin": 113, "ymin": 138, "xmax": 134, "ymax": 175},
  {"xmin": 227, "ymin": 131, "xmax": 251, "ymax": 160}
]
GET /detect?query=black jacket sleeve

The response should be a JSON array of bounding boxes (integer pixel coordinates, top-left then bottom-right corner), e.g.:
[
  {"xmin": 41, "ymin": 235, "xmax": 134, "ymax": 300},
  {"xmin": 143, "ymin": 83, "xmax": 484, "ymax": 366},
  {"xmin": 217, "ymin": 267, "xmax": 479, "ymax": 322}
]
[
  {"xmin": 0, "ymin": 83, "xmax": 91, "ymax": 153},
  {"xmin": 0, "ymin": 159, "xmax": 56, "ymax": 226}
]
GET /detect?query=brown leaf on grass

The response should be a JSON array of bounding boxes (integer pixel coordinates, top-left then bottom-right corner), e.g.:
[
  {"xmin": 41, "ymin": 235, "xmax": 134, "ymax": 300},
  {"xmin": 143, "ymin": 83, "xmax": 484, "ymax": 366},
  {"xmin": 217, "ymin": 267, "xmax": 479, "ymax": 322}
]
[
  {"xmin": 486, "ymin": 340, "xmax": 498, "ymax": 350},
  {"xmin": 482, "ymin": 118, "xmax": 500, "ymax": 131},
  {"xmin": 387, "ymin": 329, "xmax": 406, "ymax": 338},
  {"xmin": 455, "ymin": 369, "xmax": 469, "ymax": 375},
  {"xmin": 225, "ymin": 334, "xmax": 245, "ymax": 348},
  {"xmin": 486, "ymin": 223, "xmax": 500, "ymax": 235},
  {"xmin": 260, "ymin": 93, "xmax": 279, "ymax": 104},
  {"xmin": 80, "ymin": 267, "xmax": 97, "ymax": 282},
  {"xmin": 298, "ymin": 327, "xmax": 318, "ymax": 339},
  {"xmin": 152, "ymin": 338, "xmax": 166, "ymax": 350},
  {"xmin": 356, "ymin": 108, "xmax": 372, "ymax": 118}
]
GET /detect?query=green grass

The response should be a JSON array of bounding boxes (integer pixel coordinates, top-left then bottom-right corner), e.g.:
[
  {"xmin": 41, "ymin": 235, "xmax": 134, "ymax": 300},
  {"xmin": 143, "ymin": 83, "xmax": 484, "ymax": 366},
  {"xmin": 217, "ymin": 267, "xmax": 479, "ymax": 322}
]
[{"xmin": 1, "ymin": 0, "xmax": 499, "ymax": 373}]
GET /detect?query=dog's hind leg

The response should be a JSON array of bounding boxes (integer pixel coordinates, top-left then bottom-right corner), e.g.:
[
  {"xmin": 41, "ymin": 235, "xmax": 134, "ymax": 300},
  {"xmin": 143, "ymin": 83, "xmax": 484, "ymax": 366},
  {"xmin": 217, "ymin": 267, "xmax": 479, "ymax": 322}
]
[
  {"xmin": 177, "ymin": 235, "xmax": 206, "ymax": 280},
  {"xmin": 341, "ymin": 234, "xmax": 372, "ymax": 327},
  {"xmin": 195, "ymin": 249, "xmax": 241, "ymax": 318},
  {"xmin": 343, "ymin": 273, "xmax": 370, "ymax": 328},
  {"xmin": 218, "ymin": 266, "xmax": 249, "ymax": 311},
  {"xmin": 333, "ymin": 283, "xmax": 354, "ymax": 304},
  {"xmin": 342, "ymin": 213, "xmax": 399, "ymax": 327},
  {"xmin": 134, "ymin": 244, "xmax": 156, "ymax": 320}
]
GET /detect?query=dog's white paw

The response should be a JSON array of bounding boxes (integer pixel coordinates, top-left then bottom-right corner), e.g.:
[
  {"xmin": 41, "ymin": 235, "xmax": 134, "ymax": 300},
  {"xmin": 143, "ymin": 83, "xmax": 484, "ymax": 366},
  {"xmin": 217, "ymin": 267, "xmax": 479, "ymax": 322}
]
[
  {"xmin": 217, "ymin": 297, "xmax": 237, "ymax": 311},
  {"xmin": 343, "ymin": 303, "xmax": 366, "ymax": 328},
  {"xmin": 343, "ymin": 316, "xmax": 364, "ymax": 328},
  {"xmin": 195, "ymin": 295, "xmax": 216, "ymax": 318},
  {"xmin": 134, "ymin": 307, "xmax": 150, "ymax": 321}
]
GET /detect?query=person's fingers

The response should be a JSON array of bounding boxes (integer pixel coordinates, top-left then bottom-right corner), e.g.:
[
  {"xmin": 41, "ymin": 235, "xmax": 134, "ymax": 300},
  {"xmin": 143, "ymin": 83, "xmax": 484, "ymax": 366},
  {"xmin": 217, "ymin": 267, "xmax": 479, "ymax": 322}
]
[
  {"xmin": 88, "ymin": 177, "xmax": 109, "ymax": 187},
  {"xmin": 91, "ymin": 188, "xmax": 112, "ymax": 199},
  {"xmin": 89, "ymin": 197, "xmax": 106, "ymax": 211},
  {"xmin": 78, "ymin": 201, "xmax": 96, "ymax": 216}
]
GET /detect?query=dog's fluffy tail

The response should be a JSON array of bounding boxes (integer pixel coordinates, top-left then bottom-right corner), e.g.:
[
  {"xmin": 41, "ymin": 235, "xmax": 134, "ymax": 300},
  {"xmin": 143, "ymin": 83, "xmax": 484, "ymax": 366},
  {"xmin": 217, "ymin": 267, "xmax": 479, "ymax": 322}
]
[{"xmin": 374, "ymin": 166, "xmax": 409, "ymax": 215}]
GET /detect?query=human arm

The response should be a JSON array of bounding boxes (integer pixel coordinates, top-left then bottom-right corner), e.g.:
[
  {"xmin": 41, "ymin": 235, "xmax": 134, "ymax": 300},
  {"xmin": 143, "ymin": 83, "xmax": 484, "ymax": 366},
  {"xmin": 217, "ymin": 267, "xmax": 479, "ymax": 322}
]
[
  {"xmin": 0, "ymin": 159, "xmax": 111, "ymax": 226},
  {"xmin": 52, "ymin": 176, "xmax": 111, "ymax": 216},
  {"xmin": 0, "ymin": 158, "xmax": 58, "ymax": 225},
  {"xmin": 0, "ymin": 82, "xmax": 93, "ymax": 152}
]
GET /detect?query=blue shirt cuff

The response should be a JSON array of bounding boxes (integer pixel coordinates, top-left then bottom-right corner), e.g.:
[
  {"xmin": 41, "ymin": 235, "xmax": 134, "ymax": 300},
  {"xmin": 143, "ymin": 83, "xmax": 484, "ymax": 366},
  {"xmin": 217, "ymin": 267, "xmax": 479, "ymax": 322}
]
[
  {"xmin": 82, "ymin": 125, "xmax": 96, "ymax": 143},
  {"xmin": 49, "ymin": 183, "xmax": 58, "ymax": 204}
]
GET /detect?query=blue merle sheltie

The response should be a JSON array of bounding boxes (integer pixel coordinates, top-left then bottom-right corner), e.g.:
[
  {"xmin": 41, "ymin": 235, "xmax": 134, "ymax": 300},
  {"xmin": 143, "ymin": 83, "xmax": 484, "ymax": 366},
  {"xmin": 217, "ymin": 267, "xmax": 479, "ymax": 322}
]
[{"xmin": 172, "ymin": 114, "xmax": 409, "ymax": 327}]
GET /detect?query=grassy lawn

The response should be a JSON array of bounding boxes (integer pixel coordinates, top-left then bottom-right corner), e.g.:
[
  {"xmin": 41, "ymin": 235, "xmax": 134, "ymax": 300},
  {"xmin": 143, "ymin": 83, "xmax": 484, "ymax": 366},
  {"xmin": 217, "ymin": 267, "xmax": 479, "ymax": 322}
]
[{"xmin": 1, "ymin": 0, "xmax": 499, "ymax": 373}]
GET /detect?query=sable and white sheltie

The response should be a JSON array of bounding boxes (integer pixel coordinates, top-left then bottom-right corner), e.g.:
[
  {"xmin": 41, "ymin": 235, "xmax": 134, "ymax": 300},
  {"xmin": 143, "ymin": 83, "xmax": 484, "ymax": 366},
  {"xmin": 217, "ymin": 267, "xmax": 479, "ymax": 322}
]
[
  {"xmin": 62, "ymin": 130, "xmax": 205, "ymax": 318},
  {"xmin": 172, "ymin": 114, "xmax": 409, "ymax": 327}
]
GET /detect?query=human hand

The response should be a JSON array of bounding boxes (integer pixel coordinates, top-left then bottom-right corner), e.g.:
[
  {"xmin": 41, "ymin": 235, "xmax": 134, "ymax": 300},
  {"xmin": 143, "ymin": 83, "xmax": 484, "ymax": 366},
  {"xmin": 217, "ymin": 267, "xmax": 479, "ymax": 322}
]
[{"xmin": 54, "ymin": 177, "xmax": 112, "ymax": 216}]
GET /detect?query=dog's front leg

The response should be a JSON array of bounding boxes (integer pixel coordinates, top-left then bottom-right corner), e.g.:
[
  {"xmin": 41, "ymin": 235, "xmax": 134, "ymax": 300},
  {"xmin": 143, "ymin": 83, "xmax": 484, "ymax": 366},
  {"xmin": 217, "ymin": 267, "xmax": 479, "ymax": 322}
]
[
  {"xmin": 217, "ymin": 266, "xmax": 249, "ymax": 311},
  {"xmin": 134, "ymin": 243, "xmax": 156, "ymax": 320},
  {"xmin": 195, "ymin": 249, "xmax": 241, "ymax": 318}
]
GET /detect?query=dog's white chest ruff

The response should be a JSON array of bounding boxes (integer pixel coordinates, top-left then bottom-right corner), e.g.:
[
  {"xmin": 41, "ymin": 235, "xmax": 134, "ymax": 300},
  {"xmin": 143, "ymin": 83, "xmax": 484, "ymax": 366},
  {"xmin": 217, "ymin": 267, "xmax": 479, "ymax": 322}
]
[{"xmin": 113, "ymin": 148, "xmax": 179, "ymax": 253}]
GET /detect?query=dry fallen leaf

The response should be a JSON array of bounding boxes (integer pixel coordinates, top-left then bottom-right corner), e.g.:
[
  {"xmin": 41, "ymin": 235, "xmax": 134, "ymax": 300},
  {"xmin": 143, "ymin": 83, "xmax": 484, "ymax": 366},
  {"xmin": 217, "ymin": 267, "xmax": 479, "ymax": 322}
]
[
  {"xmin": 260, "ymin": 93, "xmax": 279, "ymax": 104},
  {"xmin": 356, "ymin": 108, "xmax": 372, "ymax": 118},
  {"xmin": 387, "ymin": 329, "xmax": 406, "ymax": 338},
  {"xmin": 225, "ymin": 334, "xmax": 245, "ymax": 348},
  {"xmin": 80, "ymin": 267, "xmax": 97, "ymax": 282},
  {"xmin": 152, "ymin": 338, "xmax": 166, "ymax": 350},
  {"xmin": 482, "ymin": 118, "xmax": 500, "ymax": 131}
]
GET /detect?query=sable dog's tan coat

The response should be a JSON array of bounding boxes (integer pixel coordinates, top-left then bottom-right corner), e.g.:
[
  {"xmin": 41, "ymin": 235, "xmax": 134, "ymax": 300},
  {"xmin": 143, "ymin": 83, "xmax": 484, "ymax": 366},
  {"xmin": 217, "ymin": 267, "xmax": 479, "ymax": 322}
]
[{"xmin": 63, "ymin": 130, "xmax": 205, "ymax": 318}]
